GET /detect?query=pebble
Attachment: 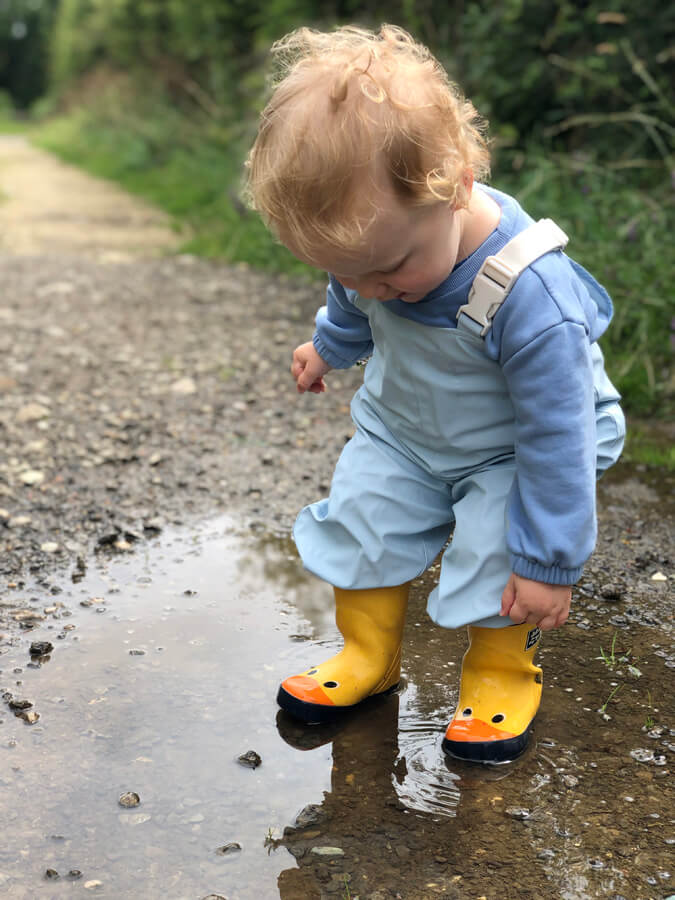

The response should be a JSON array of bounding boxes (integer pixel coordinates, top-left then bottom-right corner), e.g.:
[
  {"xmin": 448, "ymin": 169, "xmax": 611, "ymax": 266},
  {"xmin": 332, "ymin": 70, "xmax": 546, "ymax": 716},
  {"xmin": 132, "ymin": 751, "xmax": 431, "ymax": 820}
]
[
  {"xmin": 30, "ymin": 641, "xmax": 53, "ymax": 656},
  {"xmin": 600, "ymin": 582, "xmax": 622, "ymax": 601},
  {"xmin": 171, "ymin": 377, "xmax": 196, "ymax": 395},
  {"xmin": 8, "ymin": 515, "xmax": 32, "ymax": 527},
  {"xmin": 561, "ymin": 774, "xmax": 579, "ymax": 788},
  {"xmin": 505, "ymin": 807, "xmax": 531, "ymax": 820},
  {"xmin": 19, "ymin": 470, "xmax": 44, "ymax": 486},
  {"xmin": 118, "ymin": 791, "xmax": 140, "ymax": 808},
  {"xmin": 16, "ymin": 402, "xmax": 49, "ymax": 423},
  {"xmin": 215, "ymin": 842, "xmax": 242, "ymax": 855},
  {"xmin": 294, "ymin": 803, "xmax": 324, "ymax": 828},
  {"xmin": 12, "ymin": 609, "xmax": 45, "ymax": 622},
  {"xmin": 8, "ymin": 698, "xmax": 33, "ymax": 710},
  {"xmin": 237, "ymin": 750, "xmax": 261, "ymax": 768},
  {"xmin": 310, "ymin": 846, "xmax": 345, "ymax": 857},
  {"xmin": 630, "ymin": 748, "xmax": 656, "ymax": 763}
]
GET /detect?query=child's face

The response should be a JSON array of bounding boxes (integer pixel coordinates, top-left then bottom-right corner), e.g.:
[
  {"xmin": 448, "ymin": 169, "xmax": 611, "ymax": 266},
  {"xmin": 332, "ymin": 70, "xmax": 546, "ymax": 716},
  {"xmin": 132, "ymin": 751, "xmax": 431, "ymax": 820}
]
[{"xmin": 285, "ymin": 183, "xmax": 466, "ymax": 304}]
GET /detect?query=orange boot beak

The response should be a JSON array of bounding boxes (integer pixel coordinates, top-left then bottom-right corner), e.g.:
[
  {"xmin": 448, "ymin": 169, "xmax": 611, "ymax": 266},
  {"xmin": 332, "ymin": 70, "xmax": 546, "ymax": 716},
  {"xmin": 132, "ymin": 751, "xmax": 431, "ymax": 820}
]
[
  {"xmin": 443, "ymin": 624, "xmax": 542, "ymax": 763},
  {"xmin": 277, "ymin": 584, "xmax": 409, "ymax": 724}
]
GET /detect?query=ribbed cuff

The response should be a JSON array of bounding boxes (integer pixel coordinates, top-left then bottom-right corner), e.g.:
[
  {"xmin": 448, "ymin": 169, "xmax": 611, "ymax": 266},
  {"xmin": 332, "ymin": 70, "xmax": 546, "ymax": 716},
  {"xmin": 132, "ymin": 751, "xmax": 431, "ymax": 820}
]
[
  {"xmin": 510, "ymin": 554, "xmax": 583, "ymax": 585},
  {"xmin": 312, "ymin": 333, "xmax": 359, "ymax": 370}
]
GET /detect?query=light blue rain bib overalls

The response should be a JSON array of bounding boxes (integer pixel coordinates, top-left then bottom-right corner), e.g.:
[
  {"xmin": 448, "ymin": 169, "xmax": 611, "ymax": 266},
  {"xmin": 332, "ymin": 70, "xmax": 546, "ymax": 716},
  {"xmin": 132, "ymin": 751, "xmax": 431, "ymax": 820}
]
[{"xmin": 293, "ymin": 220, "xmax": 626, "ymax": 630}]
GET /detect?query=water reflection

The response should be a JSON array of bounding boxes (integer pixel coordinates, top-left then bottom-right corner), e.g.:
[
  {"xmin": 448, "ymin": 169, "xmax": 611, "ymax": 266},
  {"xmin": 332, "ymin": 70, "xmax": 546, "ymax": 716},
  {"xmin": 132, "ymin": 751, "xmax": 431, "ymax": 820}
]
[{"xmin": 0, "ymin": 514, "xmax": 671, "ymax": 899}]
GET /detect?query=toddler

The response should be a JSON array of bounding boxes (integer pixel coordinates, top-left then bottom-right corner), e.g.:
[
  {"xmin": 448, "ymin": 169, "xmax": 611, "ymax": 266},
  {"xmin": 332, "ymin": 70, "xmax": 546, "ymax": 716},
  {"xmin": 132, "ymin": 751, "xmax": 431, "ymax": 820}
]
[{"xmin": 246, "ymin": 24, "xmax": 625, "ymax": 762}]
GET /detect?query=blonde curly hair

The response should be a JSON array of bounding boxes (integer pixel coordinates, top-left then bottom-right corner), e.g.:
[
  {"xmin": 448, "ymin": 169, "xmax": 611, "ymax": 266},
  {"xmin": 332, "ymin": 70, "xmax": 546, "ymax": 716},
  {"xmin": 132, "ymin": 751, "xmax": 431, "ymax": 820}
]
[{"xmin": 245, "ymin": 24, "xmax": 490, "ymax": 259}]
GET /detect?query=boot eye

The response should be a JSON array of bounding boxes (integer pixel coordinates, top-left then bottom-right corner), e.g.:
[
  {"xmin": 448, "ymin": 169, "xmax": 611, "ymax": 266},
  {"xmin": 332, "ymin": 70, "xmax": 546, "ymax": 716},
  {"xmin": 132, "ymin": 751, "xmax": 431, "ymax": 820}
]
[
  {"xmin": 491, "ymin": 713, "xmax": 505, "ymax": 723},
  {"xmin": 323, "ymin": 680, "xmax": 339, "ymax": 688},
  {"xmin": 462, "ymin": 707, "xmax": 472, "ymax": 717}
]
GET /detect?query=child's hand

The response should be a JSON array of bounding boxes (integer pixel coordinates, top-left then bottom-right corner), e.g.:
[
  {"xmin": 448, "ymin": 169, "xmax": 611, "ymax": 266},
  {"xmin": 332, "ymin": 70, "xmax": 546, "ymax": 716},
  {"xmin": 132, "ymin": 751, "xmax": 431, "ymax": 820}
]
[
  {"xmin": 291, "ymin": 341, "xmax": 332, "ymax": 394},
  {"xmin": 500, "ymin": 573, "xmax": 571, "ymax": 631}
]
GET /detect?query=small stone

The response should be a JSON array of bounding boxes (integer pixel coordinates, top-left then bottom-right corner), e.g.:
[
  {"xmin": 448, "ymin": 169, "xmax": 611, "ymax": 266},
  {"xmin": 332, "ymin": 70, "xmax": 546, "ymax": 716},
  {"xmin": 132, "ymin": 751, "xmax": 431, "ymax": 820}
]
[
  {"xmin": 118, "ymin": 791, "xmax": 140, "ymax": 808},
  {"xmin": 30, "ymin": 641, "xmax": 53, "ymax": 656},
  {"xmin": 19, "ymin": 470, "xmax": 44, "ymax": 486},
  {"xmin": 561, "ymin": 774, "xmax": 579, "ymax": 788},
  {"xmin": 647, "ymin": 726, "xmax": 666, "ymax": 738},
  {"xmin": 40, "ymin": 542, "xmax": 59, "ymax": 553},
  {"xmin": 16, "ymin": 402, "xmax": 49, "ymax": 423},
  {"xmin": 8, "ymin": 698, "xmax": 33, "ymax": 710},
  {"xmin": 114, "ymin": 539, "xmax": 132, "ymax": 551},
  {"xmin": 505, "ymin": 807, "xmax": 530, "ymax": 820},
  {"xmin": 237, "ymin": 750, "xmax": 261, "ymax": 768},
  {"xmin": 45, "ymin": 869, "xmax": 59, "ymax": 880},
  {"xmin": 651, "ymin": 571, "xmax": 668, "ymax": 582},
  {"xmin": 84, "ymin": 880, "xmax": 103, "ymax": 889},
  {"xmin": 19, "ymin": 711, "xmax": 39, "ymax": 724},
  {"xmin": 215, "ymin": 842, "xmax": 242, "ymax": 855},
  {"xmin": 8, "ymin": 515, "xmax": 31, "ymax": 527},
  {"xmin": 12, "ymin": 609, "xmax": 45, "ymax": 622},
  {"xmin": 171, "ymin": 377, "xmax": 196, "ymax": 395},
  {"xmin": 294, "ymin": 804, "xmax": 324, "ymax": 828},
  {"xmin": 201, "ymin": 895, "xmax": 227, "ymax": 900},
  {"xmin": 600, "ymin": 583, "xmax": 622, "ymax": 601},
  {"xmin": 129, "ymin": 649, "xmax": 145, "ymax": 656},
  {"xmin": 68, "ymin": 870, "xmax": 83, "ymax": 879},
  {"xmin": 630, "ymin": 748, "xmax": 655, "ymax": 763},
  {"xmin": 310, "ymin": 846, "xmax": 345, "ymax": 857}
]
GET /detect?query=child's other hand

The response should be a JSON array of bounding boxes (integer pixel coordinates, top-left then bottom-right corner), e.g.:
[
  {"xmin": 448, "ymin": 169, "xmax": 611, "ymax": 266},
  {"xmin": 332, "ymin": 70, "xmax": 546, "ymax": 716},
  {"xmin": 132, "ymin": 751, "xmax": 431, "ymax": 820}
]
[
  {"xmin": 291, "ymin": 341, "xmax": 331, "ymax": 394},
  {"xmin": 500, "ymin": 573, "xmax": 571, "ymax": 631}
]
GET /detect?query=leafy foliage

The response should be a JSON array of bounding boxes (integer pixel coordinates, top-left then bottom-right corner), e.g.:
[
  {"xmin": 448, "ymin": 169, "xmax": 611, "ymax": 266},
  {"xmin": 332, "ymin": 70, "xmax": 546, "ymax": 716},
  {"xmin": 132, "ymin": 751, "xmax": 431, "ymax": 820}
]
[
  {"xmin": 0, "ymin": 0, "xmax": 56, "ymax": 107},
  {"xmin": 2, "ymin": 0, "xmax": 673, "ymax": 413}
]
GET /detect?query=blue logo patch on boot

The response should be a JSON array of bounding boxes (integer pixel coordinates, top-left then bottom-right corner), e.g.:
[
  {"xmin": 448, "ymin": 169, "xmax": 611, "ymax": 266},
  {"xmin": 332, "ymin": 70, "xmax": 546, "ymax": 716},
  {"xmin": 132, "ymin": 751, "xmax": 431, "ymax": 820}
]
[{"xmin": 525, "ymin": 626, "xmax": 541, "ymax": 650}]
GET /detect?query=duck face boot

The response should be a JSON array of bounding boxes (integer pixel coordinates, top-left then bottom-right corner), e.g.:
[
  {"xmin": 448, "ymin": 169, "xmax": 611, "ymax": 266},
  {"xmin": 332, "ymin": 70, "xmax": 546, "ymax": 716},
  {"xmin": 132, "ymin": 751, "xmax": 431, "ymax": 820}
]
[
  {"xmin": 277, "ymin": 583, "xmax": 409, "ymax": 724},
  {"xmin": 443, "ymin": 623, "xmax": 543, "ymax": 763}
]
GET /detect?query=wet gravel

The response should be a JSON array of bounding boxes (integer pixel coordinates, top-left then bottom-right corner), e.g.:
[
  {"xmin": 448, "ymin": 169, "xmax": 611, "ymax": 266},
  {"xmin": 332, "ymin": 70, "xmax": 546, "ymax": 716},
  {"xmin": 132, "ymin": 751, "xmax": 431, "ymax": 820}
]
[{"xmin": 0, "ymin": 252, "xmax": 361, "ymax": 597}]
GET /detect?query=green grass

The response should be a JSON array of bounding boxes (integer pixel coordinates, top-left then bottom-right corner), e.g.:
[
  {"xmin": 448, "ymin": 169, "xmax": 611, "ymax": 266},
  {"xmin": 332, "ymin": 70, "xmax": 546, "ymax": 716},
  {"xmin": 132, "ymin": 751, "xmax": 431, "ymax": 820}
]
[
  {"xmin": 498, "ymin": 151, "xmax": 673, "ymax": 419},
  {"xmin": 622, "ymin": 424, "xmax": 675, "ymax": 470},
  {"xmin": 14, "ymin": 97, "xmax": 675, "ymax": 418}
]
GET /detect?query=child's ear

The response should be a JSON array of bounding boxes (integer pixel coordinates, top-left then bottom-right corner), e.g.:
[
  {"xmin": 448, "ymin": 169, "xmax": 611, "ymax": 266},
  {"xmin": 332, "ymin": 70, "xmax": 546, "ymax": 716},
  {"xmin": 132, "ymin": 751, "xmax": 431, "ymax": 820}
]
[{"xmin": 462, "ymin": 169, "xmax": 474, "ymax": 194}]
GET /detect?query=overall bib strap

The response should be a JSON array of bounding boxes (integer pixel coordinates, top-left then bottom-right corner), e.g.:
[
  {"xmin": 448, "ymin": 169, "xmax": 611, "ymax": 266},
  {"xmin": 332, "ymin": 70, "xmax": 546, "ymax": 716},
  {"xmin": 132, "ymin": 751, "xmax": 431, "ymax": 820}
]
[{"xmin": 457, "ymin": 218, "xmax": 569, "ymax": 337}]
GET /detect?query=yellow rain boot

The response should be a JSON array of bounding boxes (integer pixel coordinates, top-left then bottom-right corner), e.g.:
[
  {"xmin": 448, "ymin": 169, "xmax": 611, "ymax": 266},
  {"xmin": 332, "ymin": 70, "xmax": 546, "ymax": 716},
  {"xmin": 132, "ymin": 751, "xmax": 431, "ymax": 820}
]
[
  {"xmin": 277, "ymin": 584, "xmax": 409, "ymax": 724},
  {"xmin": 443, "ymin": 624, "xmax": 542, "ymax": 763}
]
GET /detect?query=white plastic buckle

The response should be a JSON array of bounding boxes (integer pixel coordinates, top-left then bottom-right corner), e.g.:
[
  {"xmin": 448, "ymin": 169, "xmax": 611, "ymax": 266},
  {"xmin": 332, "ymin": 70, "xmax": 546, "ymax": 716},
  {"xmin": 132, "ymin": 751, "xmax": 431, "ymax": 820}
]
[{"xmin": 457, "ymin": 256, "xmax": 515, "ymax": 336}]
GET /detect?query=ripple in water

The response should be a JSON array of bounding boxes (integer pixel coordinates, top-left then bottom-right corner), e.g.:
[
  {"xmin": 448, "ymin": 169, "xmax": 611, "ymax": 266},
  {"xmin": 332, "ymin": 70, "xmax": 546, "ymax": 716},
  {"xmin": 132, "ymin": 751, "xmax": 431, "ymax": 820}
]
[{"xmin": 394, "ymin": 700, "xmax": 461, "ymax": 818}]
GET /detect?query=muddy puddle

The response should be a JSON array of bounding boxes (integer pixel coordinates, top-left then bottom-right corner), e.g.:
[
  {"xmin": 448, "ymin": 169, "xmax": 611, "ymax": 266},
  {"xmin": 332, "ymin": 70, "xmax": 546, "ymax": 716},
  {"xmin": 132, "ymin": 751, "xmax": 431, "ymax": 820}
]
[{"xmin": 0, "ymin": 515, "xmax": 673, "ymax": 899}]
